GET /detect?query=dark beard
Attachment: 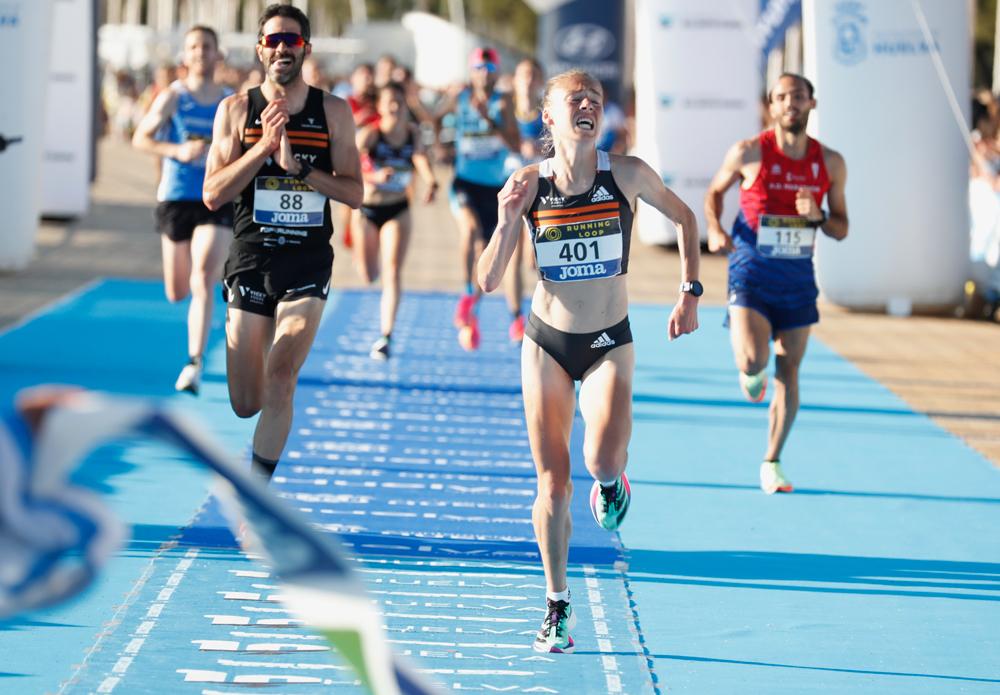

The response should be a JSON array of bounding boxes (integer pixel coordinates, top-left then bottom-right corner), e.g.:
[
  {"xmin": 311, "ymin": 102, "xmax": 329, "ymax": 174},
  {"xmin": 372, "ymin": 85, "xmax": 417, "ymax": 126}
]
[
  {"xmin": 269, "ymin": 54, "xmax": 303, "ymax": 86},
  {"xmin": 783, "ymin": 118, "xmax": 807, "ymax": 135},
  {"xmin": 782, "ymin": 111, "xmax": 809, "ymax": 135}
]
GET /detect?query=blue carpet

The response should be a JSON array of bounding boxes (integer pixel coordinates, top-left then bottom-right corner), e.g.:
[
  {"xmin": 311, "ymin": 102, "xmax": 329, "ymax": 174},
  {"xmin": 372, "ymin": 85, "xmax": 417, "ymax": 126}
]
[{"xmin": 0, "ymin": 280, "xmax": 997, "ymax": 694}]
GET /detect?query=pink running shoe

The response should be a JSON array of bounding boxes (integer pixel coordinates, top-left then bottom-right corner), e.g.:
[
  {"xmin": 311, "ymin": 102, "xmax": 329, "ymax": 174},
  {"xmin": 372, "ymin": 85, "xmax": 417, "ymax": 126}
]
[
  {"xmin": 454, "ymin": 293, "xmax": 478, "ymax": 328},
  {"xmin": 509, "ymin": 314, "xmax": 526, "ymax": 343},
  {"xmin": 458, "ymin": 316, "xmax": 481, "ymax": 351}
]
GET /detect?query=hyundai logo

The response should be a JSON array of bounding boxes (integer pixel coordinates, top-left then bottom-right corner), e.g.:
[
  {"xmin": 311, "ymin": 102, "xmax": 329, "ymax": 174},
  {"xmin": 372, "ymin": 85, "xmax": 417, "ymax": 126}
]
[{"xmin": 554, "ymin": 23, "xmax": 617, "ymax": 61}]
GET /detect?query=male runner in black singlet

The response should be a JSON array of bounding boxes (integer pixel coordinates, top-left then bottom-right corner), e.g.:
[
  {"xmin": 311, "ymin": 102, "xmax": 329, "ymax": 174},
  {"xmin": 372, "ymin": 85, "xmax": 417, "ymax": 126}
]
[{"xmin": 203, "ymin": 3, "xmax": 363, "ymax": 480}]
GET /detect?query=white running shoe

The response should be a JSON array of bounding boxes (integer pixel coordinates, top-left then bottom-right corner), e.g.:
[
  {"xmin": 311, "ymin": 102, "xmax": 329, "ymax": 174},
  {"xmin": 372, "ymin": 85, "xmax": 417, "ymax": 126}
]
[
  {"xmin": 174, "ymin": 362, "xmax": 201, "ymax": 395},
  {"xmin": 740, "ymin": 370, "xmax": 768, "ymax": 402},
  {"xmin": 370, "ymin": 336, "xmax": 390, "ymax": 361},
  {"xmin": 760, "ymin": 460, "xmax": 793, "ymax": 494}
]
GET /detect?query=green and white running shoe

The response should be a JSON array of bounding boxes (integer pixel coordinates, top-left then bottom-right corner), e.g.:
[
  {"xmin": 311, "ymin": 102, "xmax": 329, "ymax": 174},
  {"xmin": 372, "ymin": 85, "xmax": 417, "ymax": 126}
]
[
  {"xmin": 740, "ymin": 370, "xmax": 768, "ymax": 402},
  {"xmin": 590, "ymin": 473, "xmax": 632, "ymax": 531},
  {"xmin": 760, "ymin": 460, "xmax": 794, "ymax": 494},
  {"xmin": 533, "ymin": 599, "xmax": 576, "ymax": 653}
]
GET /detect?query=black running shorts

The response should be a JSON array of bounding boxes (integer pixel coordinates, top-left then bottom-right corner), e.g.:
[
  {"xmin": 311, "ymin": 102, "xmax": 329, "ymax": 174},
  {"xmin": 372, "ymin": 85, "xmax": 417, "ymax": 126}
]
[
  {"xmin": 222, "ymin": 243, "xmax": 333, "ymax": 317},
  {"xmin": 155, "ymin": 200, "xmax": 233, "ymax": 242}
]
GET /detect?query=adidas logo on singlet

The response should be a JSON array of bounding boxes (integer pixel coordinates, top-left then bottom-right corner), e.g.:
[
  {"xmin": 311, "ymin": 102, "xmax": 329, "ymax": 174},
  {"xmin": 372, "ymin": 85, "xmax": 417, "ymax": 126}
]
[
  {"xmin": 590, "ymin": 186, "xmax": 614, "ymax": 203},
  {"xmin": 590, "ymin": 332, "xmax": 615, "ymax": 349}
]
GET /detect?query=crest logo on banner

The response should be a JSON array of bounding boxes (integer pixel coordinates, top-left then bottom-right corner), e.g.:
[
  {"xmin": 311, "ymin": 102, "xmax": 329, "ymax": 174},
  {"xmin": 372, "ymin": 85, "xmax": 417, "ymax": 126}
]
[
  {"xmin": 0, "ymin": 3, "xmax": 19, "ymax": 28},
  {"xmin": 554, "ymin": 23, "xmax": 616, "ymax": 61},
  {"xmin": 833, "ymin": 1, "xmax": 867, "ymax": 66}
]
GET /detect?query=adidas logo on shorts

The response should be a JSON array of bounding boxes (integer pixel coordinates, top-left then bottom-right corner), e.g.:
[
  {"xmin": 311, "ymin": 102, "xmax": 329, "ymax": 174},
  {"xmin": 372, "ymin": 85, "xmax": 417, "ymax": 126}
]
[
  {"xmin": 590, "ymin": 186, "xmax": 614, "ymax": 203},
  {"xmin": 590, "ymin": 332, "xmax": 615, "ymax": 349}
]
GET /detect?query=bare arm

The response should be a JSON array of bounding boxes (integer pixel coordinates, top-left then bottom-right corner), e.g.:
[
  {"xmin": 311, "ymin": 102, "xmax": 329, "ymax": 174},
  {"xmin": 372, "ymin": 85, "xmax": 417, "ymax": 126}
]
[
  {"xmin": 410, "ymin": 125, "xmax": 439, "ymax": 203},
  {"xmin": 283, "ymin": 96, "xmax": 363, "ymax": 209},
  {"xmin": 355, "ymin": 125, "xmax": 384, "ymax": 186},
  {"xmin": 431, "ymin": 84, "xmax": 461, "ymax": 124},
  {"xmin": 704, "ymin": 139, "xmax": 753, "ymax": 253},
  {"xmin": 478, "ymin": 168, "xmax": 538, "ymax": 293},
  {"xmin": 495, "ymin": 95, "xmax": 521, "ymax": 154},
  {"xmin": 203, "ymin": 94, "xmax": 282, "ymax": 210},
  {"xmin": 820, "ymin": 148, "xmax": 848, "ymax": 241},
  {"xmin": 131, "ymin": 87, "xmax": 192, "ymax": 160},
  {"xmin": 622, "ymin": 155, "xmax": 700, "ymax": 339}
]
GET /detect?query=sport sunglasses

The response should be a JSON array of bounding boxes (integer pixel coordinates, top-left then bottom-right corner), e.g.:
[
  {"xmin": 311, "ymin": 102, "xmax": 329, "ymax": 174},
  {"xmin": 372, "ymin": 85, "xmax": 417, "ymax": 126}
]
[{"xmin": 259, "ymin": 32, "xmax": 306, "ymax": 48}]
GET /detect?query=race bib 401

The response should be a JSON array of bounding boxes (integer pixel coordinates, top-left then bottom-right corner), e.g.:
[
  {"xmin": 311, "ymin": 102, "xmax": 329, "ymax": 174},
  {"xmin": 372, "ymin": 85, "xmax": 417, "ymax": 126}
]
[{"xmin": 534, "ymin": 207, "xmax": 624, "ymax": 282}]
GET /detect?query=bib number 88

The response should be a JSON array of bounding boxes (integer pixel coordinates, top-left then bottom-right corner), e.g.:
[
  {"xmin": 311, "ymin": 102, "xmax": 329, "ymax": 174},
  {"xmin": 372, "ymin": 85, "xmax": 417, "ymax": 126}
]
[
  {"xmin": 558, "ymin": 240, "xmax": 600, "ymax": 263},
  {"xmin": 279, "ymin": 194, "xmax": 303, "ymax": 210}
]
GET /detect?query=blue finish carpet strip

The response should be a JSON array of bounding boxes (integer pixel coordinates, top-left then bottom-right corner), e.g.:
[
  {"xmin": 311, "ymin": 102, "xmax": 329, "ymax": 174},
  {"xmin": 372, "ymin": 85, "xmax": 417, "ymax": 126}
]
[{"xmin": 0, "ymin": 280, "xmax": 997, "ymax": 693}]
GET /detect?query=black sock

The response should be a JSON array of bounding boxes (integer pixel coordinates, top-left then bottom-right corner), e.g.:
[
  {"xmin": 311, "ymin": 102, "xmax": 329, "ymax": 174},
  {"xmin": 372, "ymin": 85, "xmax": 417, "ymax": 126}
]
[
  {"xmin": 188, "ymin": 355, "xmax": 201, "ymax": 367},
  {"xmin": 251, "ymin": 452, "xmax": 279, "ymax": 480}
]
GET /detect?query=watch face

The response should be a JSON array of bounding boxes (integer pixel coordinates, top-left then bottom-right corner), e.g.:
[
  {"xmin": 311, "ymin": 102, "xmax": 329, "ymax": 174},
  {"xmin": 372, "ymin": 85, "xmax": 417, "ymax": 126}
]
[{"xmin": 682, "ymin": 281, "xmax": 703, "ymax": 297}]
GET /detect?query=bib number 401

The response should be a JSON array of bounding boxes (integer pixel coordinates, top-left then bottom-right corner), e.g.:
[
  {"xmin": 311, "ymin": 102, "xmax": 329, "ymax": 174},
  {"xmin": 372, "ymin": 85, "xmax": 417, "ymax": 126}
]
[{"xmin": 558, "ymin": 240, "xmax": 600, "ymax": 263}]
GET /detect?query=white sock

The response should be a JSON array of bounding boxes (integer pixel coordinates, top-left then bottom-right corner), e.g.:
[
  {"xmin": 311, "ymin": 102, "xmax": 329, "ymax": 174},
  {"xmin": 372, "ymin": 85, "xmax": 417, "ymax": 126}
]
[{"xmin": 546, "ymin": 588, "xmax": 570, "ymax": 603}]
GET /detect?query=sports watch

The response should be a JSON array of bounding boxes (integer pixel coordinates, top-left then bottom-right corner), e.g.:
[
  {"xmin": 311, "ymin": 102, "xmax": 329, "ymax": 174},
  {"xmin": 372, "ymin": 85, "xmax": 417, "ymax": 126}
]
[
  {"xmin": 294, "ymin": 160, "xmax": 313, "ymax": 181},
  {"xmin": 680, "ymin": 280, "xmax": 704, "ymax": 297}
]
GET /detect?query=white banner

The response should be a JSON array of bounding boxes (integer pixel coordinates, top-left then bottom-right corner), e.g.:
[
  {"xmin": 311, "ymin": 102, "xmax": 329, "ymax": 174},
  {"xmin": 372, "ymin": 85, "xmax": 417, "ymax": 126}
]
[
  {"xmin": 804, "ymin": 0, "xmax": 970, "ymax": 309},
  {"xmin": 0, "ymin": 1, "xmax": 52, "ymax": 269},
  {"xmin": 633, "ymin": 0, "xmax": 761, "ymax": 244},
  {"xmin": 42, "ymin": 0, "xmax": 93, "ymax": 217}
]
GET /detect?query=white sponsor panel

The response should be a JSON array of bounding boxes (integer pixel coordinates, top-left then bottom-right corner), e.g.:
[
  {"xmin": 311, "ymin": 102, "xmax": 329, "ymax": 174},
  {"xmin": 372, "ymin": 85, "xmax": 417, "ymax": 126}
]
[
  {"xmin": 1, "ymin": 0, "xmax": 53, "ymax": 269},
  {"xmin": 42, "ymin": 0, "xmax": 92, "ymax": 217},
  {"xmin": 804, "ymin": 0, "xmax": 970, "ymax": 309},
  {"xmin": 633, "ymin": 0, "xmax": 760, "ymax": 244}
]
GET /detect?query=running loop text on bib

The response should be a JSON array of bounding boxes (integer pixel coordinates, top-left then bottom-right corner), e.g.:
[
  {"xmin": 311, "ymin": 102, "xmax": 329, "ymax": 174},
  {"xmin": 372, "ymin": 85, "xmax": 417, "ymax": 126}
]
[{"xmin": 535, "ymin": 207, "xmax": 624, "ymax": 282}]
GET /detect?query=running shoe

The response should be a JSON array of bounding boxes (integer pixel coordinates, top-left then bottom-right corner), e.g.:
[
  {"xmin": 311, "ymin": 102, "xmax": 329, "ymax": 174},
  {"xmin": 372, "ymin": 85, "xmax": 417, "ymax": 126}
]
[
  {"xmin": 533, "ymin": 599, "xmax": 576, "ymax": 653},
  {"xmin": 174, "ymin": 362, "xmax": 201, "ymax": 395},
  {"xmin": 458, "ymin": 317, "xmax": 481, "ymax": 351},
  {"xmin": 590, "ymin": 473, "xmax": 631, "ymax": 531},
  {"xmin": 369, "ymin": 336, "xmax": 390, "ymax": 361},
  {"xmin": 740, "ymin": 370, "xmax": 768, "ymax": 403},
  {"xmin": 509, "ymin": 314, "xmax": 526, "ymax": 343},
  {"xmin": 453, "ymin": 293, "xmax": 479, "ymax": 328},
  {"xmin": 760, "ymin": 460, "xmax": 794, "ymax": 494}
]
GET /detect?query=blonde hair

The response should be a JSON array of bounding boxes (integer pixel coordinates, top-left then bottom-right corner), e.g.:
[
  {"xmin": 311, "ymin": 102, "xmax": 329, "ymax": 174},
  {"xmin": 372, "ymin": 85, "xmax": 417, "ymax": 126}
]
[{"xmin": 539, "ymin": 69, "xmax": 604, "ymax": 156}]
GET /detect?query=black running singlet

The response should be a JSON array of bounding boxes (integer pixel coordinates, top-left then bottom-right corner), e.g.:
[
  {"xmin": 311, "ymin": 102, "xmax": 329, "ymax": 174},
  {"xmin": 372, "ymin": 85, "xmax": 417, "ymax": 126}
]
[
  {"xmin": 368, "ymin": 129, "xmax": 416, "ymax": 194},
  {"xmin": 525, "ymin": 151, "xmax": 634, "ymax": 283},
  {"xmin": 233, "ymin": 86, "xmax": 334, "ymax": 249}
]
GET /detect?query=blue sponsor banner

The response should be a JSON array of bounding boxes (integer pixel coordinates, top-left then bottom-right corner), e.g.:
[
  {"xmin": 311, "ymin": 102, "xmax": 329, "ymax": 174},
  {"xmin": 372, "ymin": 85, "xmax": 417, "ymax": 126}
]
[
  {"xmin": 537, "ymin": 0, "xmax": 625, "ymax": 104},
  {"xmin": 756, "ymin": 0, "xmax": 802, "ymax": 59}
]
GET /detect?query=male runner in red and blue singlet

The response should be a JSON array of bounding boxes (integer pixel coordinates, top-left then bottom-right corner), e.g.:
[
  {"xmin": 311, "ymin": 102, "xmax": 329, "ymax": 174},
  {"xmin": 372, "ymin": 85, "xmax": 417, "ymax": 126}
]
[{"xmin": 704, "ymin": 73, "xmax": 849, "ymax": 495}]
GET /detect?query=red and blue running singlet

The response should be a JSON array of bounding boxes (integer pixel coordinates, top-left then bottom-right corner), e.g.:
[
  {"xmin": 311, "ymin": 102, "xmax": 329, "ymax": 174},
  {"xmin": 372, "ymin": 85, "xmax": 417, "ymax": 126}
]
[{"xmin": 729, "ymin": 129, "xmax": 831, "ymax": 303}]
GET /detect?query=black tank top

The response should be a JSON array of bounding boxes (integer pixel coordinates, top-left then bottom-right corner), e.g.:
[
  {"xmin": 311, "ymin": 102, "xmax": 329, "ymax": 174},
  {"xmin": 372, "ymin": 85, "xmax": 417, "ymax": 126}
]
[
  {"xmin": 368, "ymin": 129, "xmax": 416, "ymax": 194},
  {"xmin": 524, "ymin": 151, "xmax": 634, "ymax": 283},
  {"xmin": 233, "ymin": 86, "xmax": 334, "ymax": 249}
]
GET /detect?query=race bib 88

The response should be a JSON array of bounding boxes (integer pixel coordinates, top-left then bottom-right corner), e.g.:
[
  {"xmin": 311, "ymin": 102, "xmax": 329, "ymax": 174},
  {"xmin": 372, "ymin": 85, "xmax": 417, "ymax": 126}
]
[{"xmin": 253, "ymin": 176, "xmax": 325, "ymax": 227}]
